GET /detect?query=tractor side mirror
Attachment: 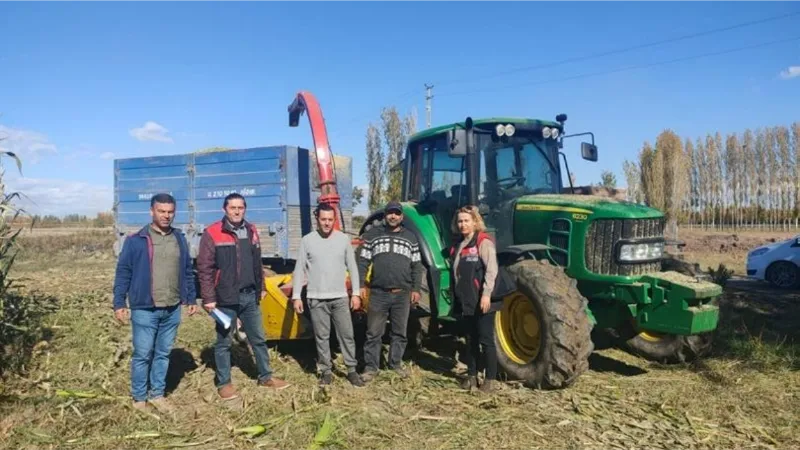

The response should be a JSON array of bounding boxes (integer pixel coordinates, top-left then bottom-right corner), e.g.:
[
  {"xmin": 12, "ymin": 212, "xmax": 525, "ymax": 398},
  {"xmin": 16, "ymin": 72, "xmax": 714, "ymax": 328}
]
[
  {"xmin": 581, "ymin": 142, "xmax": 598, "ymax": 162},
  {"xmin": 447, "ymin": 128, "xmax": 468, "ymax": 156}
]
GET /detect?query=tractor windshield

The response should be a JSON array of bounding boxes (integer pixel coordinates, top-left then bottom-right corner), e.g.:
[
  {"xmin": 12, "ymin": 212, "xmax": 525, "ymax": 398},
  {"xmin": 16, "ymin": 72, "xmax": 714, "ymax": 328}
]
[{"xmin": 477, "ymin": 133, "xmax": 561, "ymax": 203}]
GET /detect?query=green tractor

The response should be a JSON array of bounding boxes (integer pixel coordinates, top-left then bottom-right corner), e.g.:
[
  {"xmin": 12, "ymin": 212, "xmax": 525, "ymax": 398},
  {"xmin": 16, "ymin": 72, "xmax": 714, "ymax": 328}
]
[{"xmin": 359, "ymin": 115, "xmax": 721, "ymax": 389}]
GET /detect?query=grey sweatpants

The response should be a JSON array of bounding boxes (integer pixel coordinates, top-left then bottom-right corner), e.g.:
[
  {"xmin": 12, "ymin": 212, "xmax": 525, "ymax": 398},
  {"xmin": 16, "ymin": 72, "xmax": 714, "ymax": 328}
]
[{"xmin": 309, "ymin": 297, "xmax": 358, "ymax": 375}]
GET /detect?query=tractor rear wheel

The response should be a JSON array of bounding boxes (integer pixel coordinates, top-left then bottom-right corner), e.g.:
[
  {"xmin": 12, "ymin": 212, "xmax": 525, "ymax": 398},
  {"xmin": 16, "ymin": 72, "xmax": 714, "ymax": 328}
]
[
  {"xmin": 495, "ymin": 259, "xmax": 594, "ymax": 389},
  {"xmin": 623, "ymin": 331, "xmax": 713, "ymax": 364}
]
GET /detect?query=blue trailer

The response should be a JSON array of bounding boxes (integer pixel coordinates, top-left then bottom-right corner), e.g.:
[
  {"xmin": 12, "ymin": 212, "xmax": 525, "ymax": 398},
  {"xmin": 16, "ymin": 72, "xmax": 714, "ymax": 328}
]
[{"xmin": 112, "ymin": 145, "xmax": 354, "ymax": 261}]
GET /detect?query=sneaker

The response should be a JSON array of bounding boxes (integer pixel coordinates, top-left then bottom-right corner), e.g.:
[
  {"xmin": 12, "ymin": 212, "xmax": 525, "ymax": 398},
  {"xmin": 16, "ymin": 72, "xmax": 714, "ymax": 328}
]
[
  {"xmin": 148, "ymin": 396, "xmax": 176, "ymax": 414},
  {"xmin": 360, "ymin": 369, "xmax": 378, "ymax": 383},
  {"xmin": 460, "ymin": 376, "xmax": 478, "ymax": 391},
  {"xmin": 346, "ymin": 372, "xmax": 365, "ymax": 387},
  {"xmin": 258, "ymin": 377, "xmax": 291, "ymax": 390},
  {"xmin": 319, "ymin": 372, "xmax": 333, "ymax": 386},
  {"xmin": 218, "ymin": 383, "xmax": 239, "ymax": 400}
]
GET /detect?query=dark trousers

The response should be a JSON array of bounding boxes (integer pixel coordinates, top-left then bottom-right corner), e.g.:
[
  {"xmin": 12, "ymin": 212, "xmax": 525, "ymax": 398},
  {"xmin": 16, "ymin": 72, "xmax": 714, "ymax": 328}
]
[
  {"xmin": 364, "ymin": 289, "xmax": 411, "ymax": 372},
  {"xmin": 463, "ymin": 311, "xmax": 498, "ymax": 379}
]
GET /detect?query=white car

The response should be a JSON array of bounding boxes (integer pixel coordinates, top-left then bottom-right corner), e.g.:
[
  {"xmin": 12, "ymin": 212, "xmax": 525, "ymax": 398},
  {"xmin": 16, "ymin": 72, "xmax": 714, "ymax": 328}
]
[{"xmin": 746, "ymin": 235, "xmax": 800, "ymax": 289}]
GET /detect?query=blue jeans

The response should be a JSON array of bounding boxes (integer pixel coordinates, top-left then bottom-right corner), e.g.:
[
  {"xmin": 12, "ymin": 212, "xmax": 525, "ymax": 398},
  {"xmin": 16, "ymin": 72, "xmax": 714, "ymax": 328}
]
[
  {"xmin": 130, "ymin": 304, "xmax": 182, "ymax": 402},
  {"xmin": 214, "ymin": 291, "xmax": 272, "ymax": 387}
]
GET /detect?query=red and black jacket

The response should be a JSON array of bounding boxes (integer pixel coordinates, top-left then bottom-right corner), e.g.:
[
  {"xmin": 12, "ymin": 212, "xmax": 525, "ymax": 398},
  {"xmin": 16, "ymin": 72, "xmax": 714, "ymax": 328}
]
[
  {"xmin": 450, "ymin": 231, "xmax": 500, "ymax": 316},
  {"xmin": 197, "ymin": 218, "xmax": 264, "ymax": 306}
]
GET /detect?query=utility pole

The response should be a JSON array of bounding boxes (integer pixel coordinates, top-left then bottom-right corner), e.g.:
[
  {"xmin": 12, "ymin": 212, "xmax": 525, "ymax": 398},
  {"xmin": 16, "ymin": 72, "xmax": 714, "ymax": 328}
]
[{"xmin": 424, "ymin": 83, "xmax": 434, "ymax": 128}]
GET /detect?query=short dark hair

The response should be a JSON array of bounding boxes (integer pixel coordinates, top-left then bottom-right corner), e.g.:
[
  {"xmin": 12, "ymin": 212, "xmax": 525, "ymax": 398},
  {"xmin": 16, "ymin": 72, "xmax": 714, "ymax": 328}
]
[
  {"xmin": 314, "ymin": 203, "xmax": 335, "ymax": 218},
  {"xmin": 223, "ymin": 193, "xmax": 247, "ymax": 208},
  {"xmin": 151, "ymin": 193, "xmax": 176, "ymax": 207}
]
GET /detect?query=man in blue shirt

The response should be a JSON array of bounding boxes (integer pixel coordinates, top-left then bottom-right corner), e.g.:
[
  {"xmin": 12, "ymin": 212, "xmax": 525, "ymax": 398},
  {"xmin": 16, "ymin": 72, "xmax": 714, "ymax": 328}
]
[{"xmin": 113, "ymin": 193, "xmax": 198, "ymax": 413}]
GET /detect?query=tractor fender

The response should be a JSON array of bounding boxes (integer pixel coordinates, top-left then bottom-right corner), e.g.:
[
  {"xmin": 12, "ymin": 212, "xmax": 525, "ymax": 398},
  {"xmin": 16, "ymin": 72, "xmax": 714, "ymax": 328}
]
[{"xmin": 497, "ymin": 243, "xmax": 552, "ymax": 265}]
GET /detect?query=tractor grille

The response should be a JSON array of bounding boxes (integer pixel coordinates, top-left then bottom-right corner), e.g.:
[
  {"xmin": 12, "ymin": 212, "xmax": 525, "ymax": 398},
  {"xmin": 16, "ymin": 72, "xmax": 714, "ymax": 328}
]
[
  {"xmin": 584, "ymin": 218, "xmax": 665, "ymax": 276},
  {"xmin": 548, "ymin": 218, "xmax": 571, "ymax": 267}
]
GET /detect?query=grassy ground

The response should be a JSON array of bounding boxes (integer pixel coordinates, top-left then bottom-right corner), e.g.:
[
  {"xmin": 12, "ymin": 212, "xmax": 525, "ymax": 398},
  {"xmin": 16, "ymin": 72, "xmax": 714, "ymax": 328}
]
[{"xmin": 1, "ymin": 228, "xmax": 798, "ymax": 449}]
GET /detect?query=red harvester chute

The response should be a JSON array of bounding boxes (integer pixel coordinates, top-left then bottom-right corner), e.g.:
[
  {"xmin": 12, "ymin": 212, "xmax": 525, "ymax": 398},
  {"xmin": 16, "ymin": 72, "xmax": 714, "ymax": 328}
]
[{"xmin": 288, "ymin": 91, "xmax": 344, "ymax": 232}]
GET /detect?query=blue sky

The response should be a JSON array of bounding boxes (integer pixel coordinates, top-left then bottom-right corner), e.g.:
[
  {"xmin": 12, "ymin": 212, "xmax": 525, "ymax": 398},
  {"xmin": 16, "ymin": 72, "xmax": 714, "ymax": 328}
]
[{"xmin": 1, "ymin": 1, "xmax": 799, "ymax": 217}]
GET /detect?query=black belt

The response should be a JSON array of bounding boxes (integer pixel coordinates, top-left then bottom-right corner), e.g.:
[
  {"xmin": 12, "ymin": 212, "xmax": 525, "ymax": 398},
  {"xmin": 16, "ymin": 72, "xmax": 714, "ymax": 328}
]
[
  {"xmin": 372, "ymin": 287, "xmax": 406, "ymax": 293},
  {"xmin": 240, "ymin": 286, "xmax": 256, "ymax": 294}
]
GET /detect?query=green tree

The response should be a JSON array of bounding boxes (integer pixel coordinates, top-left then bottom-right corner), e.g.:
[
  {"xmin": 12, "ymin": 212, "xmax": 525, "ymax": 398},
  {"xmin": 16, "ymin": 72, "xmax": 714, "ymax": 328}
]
[
  {"xmin": 599, "ymin": 170, "xmax": 617, "ymax": 188},
  {"xmin": 352, "ymin": 186, "xmax": 364, "ymax": 208}
]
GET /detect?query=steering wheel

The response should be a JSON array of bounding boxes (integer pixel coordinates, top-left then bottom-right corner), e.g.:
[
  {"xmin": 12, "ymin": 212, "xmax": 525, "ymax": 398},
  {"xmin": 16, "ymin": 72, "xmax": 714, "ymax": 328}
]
[{"xmin": 496, "ymin": 176, "xmax": 525, "ymax": 189}]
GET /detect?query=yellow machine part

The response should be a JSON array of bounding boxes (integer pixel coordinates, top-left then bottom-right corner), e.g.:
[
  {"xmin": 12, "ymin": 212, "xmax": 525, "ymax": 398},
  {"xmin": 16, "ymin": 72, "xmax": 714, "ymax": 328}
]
[
  {"xmin": 258, "ymin": 274, "xmax": 314, "ymax": 341},
  {"xmin": 257, "ymin": 260, "xmax": 373, "ymax": 341}
]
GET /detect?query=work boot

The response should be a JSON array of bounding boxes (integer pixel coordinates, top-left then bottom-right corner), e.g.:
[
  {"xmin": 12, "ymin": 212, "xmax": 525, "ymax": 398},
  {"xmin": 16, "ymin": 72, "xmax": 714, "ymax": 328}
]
[
  {"xmin": 479, "ymin": 379, "xmax": 497, "ymax": 393},
  {"xmin": 319, "ymin": 372, "xmax": 333, "ymax": 386},
  {"xmin": 360, "ymin": 369, "xmax": 378, "ymax": 383},
  {"xmin": 218, "ymin": 383, "xmax": 239, "ymax": 400},
  {"xmin": 148, "ymin": 396, "xmax": 176, "ymax": 414},
  {"xmin": 460, "ymin": 375, "xmax": 478, "ymax": 391},
  {"xmin": 393, "ymin": 366, "xmax": 410, "ymax": 379},
  {"xmin": 132, "ymin": 400, "xmax": 148, "ymax": 411},
  {"xmin": 346, "ymin": 372, "xmax": 365, "ymax": 387},
  {"xmin": 258, "ymin": 377, "xmax": 291, "ymax": 390}
]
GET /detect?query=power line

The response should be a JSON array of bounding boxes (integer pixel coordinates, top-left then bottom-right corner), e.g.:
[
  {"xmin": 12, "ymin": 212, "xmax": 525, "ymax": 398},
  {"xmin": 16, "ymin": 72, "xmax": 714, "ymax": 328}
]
[
  {"xmin": 325, "ymin": 87, "xmax": 421, "ymax": 141},
  {"xmin": 434, "ymin": 9, "xmax": 800, "ymax": 87},
  {"xmin": 436, "ymin": 35, "xmax": 800, "ymax": 98}
]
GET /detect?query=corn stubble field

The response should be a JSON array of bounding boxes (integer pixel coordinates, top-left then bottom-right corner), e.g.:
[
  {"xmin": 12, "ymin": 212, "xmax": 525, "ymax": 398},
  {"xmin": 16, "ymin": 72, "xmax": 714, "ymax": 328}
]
[{"xmin": 0, "ymin": 228, "xmax": 798, "ymax": 450}]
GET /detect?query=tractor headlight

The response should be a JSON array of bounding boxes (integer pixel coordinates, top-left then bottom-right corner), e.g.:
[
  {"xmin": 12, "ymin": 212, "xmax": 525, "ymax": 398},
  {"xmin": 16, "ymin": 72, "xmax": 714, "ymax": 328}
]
[
  {"xmin": 551, "ymin": 128, "xmax": 560, "ymax": 139},
  {"xmin": 496, "ymin": 124, "xmax": 506, "ymax": 136},
  {"xmin": 618, "ymin": 241, "xmax": 664, "ymax": 262},
  {"xmin": 505, "ymin": 124, "xmax": 515, "ymax": 136},
  {"xmin": 542, "ymin": 127, "xmax": 552, "ymax": 139}
]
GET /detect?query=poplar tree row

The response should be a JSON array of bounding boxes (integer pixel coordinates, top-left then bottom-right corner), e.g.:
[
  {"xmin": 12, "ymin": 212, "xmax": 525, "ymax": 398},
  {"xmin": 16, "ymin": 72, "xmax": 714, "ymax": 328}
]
[{"xmin": 623, "ymin": 122, "xmax": 800, "ymax": 232}]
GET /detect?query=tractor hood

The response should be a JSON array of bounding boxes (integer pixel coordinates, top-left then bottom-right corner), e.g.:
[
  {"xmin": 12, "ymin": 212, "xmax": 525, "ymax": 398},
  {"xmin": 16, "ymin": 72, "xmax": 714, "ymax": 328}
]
[{"xmin": 514, "ymin": 194, "xmax": 664, "ymax": 220}]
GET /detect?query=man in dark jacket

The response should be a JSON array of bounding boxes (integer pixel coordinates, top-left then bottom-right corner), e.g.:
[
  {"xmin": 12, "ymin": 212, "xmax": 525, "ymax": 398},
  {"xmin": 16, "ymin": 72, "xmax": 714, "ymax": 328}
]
[
  {"xmin": 197, "ymin": 193, "xmax": 289, "ymax": 400},
  {"xmin": 113, "ymin": 193, "xmax": 198, "ymax": 413},
  {"xmin": 357, "ymin": 201, "xmax": 424, "ymax": 382}
]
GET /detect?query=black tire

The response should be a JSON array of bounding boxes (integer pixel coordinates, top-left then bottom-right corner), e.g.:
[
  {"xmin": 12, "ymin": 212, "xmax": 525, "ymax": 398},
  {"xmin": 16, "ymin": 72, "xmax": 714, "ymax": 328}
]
[
  {"xmin": 495, "ymin": 259, "xmax": 594, "ymax": 389},
  {"xmin": 623, "ymin": 332, "xmax": 714, "ymax": 364},
  {"xmin": 765, "ymin": 261, "xmax": 800, "ymax": 289}
]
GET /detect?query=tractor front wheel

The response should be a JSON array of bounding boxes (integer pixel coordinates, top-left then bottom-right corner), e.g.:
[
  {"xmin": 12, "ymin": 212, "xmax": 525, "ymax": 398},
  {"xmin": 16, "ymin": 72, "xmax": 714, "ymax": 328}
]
[
  {"xmin": 494, "ymin": 259, "xmax": 594, "ymax": 389},
  {"xmin": 623, "ymin": 331, "xmax": 713, "ymax": 364}
]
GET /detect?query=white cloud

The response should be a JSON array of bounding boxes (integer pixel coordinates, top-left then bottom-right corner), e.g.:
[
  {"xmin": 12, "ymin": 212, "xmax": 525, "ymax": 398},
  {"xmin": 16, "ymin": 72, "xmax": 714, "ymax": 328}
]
[
  {"xmin": 779, "ymin": 66, "xmax": 800, "ymax": 80},
  {"xmin": 0, "ymin": 125, "xmax": 58, "ymax": 164},
  {"xmin": 99, "ymin": 151, "xmax": 115, "ymax": 160},
  {"xmin": 129, "ymin": 121, "xmax": 173, "ymax": 143},
  {"xmin": 4, "ymin": 176, "xmax": 113, "ymax": 217}
]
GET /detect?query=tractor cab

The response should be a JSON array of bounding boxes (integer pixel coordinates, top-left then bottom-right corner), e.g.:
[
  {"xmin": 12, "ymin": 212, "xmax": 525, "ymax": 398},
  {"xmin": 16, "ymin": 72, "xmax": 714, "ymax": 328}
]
[{"xmin": 400, "ymin": 116, "xmax": 597, "ymax": 251}]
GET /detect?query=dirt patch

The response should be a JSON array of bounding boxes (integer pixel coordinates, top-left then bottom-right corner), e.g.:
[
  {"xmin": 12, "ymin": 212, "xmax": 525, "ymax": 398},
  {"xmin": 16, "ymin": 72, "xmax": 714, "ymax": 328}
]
[{"xmin": 677, "ymin": 228, "xmax": 798, "ymax": 275}]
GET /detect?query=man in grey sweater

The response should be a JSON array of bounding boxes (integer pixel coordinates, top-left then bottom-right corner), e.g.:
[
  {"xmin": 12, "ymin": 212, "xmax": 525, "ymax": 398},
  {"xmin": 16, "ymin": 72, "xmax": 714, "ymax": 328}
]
[{"xmin": 291, "ymin": 203, "xmax": 364, "ymax": 387}]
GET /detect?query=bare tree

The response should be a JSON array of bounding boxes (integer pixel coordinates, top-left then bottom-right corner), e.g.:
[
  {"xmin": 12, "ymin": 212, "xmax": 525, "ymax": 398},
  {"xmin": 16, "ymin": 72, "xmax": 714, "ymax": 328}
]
[
  {"xmin": 657, "ymin": 130, "xmax": 686, "ymax": 239},
  {"xmin": 743, "ymin": 129, "xmax": 756, "ymax": 227},
  {"xmin": 365, "ymin": 123, "xmax": 383, "ymax": 211},
  {"xmin": 794, "ymin": 122, "xmax": 800, "ymax": 226},
  {"xmin": 639, "ymin": 141, "xmax": 665, "ymax": 211},
  {"xmin": 776, "ymin": 126, "xmax": 792, "ymax": 229},
  {"xmin": 622, "ymin": 160, "xmax": 641, "ymax": 203},
  {"xmin": 684, "ymin": 139, "xmax": 698, "ymax": 226}
]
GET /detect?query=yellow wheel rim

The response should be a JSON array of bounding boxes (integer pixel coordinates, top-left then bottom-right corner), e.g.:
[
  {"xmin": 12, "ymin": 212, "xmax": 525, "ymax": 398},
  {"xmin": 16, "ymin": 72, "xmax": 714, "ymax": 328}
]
[{"xmin": 495, "ymin": 292, "xmax": 541, "ymax": 364}]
